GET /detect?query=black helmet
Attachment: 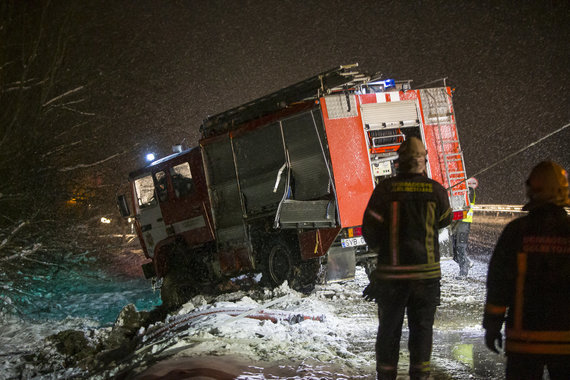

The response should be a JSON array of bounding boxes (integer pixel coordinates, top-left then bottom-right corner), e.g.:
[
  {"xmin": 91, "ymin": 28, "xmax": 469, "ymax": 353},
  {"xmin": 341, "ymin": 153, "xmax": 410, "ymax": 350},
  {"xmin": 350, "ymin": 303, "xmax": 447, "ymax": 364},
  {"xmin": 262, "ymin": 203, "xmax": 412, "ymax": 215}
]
[
  {"xmin": 397, "ymin": 137, "xmax": 427, "ymax": 173},
  {"xmin": 524, "ymin": 160, "xmax": 569, "ymax": 209},
  {"xmin": 397, "ymin": 137, "xmax": 427, "ymax": 161}
]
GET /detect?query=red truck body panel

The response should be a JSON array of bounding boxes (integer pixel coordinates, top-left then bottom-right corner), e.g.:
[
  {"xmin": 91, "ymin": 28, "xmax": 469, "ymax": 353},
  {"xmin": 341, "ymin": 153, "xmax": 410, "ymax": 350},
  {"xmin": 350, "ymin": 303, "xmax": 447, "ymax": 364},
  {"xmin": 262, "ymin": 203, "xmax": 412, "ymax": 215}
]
[
  {"xmin": 321, "ymin": 96, "xmax": 374, "ymax": 228},
  {"xmin": 321, "ymin": 87, "xmax": 469, "ymax": 231}
]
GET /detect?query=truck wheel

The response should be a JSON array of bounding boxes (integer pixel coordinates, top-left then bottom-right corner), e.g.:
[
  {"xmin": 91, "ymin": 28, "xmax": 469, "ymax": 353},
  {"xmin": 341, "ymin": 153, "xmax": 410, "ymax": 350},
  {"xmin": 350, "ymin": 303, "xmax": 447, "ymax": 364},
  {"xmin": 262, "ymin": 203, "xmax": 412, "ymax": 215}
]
[
  {"xmin": 159, "ymin": 244, "xmax": 201, "ymax": 309},
  {"xmin": 161, "ymin": 273, "xmax": 199, "ymax": 309},
  {"xmin": 160, "ymin": 273, "xmax": 183, "ymax": 309},
  {"xmin": 264, "ymin": 238, "xmax": 300, "ymax": 288}
]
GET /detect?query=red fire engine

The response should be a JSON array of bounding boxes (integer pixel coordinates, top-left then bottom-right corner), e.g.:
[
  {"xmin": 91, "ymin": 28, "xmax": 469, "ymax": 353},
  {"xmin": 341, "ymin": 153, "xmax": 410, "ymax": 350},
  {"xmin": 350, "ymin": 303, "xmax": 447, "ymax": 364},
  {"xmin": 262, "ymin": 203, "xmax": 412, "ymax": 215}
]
[{"xmin": 118, "ymin": 64, "xmax": 470, "ymax": 306}]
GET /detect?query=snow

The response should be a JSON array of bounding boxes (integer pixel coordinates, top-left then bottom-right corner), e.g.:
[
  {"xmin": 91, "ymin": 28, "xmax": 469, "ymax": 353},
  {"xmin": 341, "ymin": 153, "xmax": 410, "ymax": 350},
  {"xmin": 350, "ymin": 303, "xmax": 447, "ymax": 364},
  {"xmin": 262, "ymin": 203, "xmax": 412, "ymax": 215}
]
[
  {"xmin": 1, "ymin": 218, "xmax": 511, "ymax": 379},
  {"xmin": 1, "ymin": 270, "xmax": 378, "ymax": 379},
  {"xmin": 88, "ymin": 273, "xmax": 378, "ymax": 379},
  {"xmin": 1, "ymin": 262, "xmax": 503, "ymax": 379}
]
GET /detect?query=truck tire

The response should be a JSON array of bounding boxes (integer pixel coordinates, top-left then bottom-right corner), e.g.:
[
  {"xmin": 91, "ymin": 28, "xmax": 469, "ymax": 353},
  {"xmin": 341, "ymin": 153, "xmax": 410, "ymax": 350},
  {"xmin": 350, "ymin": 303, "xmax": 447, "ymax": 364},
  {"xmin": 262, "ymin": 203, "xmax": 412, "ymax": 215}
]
[
  {"xmin": 159, "ymin": 244, "xmax": 203, "ymax": 309},
  {"xmin": 160, "ymin": 273, "xmax": 184, "ymax": 309},
  {"xmin": 263, "ymin": 237, "xmax": 300, "ymax": 288},
  {"xmin": 161, "ymin": 271, "xmax": 201, "ymax": 309}
]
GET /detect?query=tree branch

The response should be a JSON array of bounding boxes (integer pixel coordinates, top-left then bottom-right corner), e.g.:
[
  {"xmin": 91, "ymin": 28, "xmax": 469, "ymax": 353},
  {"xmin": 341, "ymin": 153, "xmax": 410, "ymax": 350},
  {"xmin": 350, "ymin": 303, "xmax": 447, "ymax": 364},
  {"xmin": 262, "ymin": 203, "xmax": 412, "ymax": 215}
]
[
  {"xmin": 41, "ymin": 85, "xmax": 84, "ymax": 108},
  {"xmin": 60, "ymin": 105, "xmax": 96, "ymax": 116},
  {"xmin": 58, "ymin": 151, "xmax": 125, "ymax": 172},
  {"xmin": 3, "ymin": 78, "xmax": 47, "ymax": 92},
  {"xmin": 42, "ymin": 140, "xmax": 83, "ymax": 158},
  {"xmin": 0, "ymin": 243, "xmax": 42, "ymax": 262},
  {"xmin": 0, "ymin": 221, "xmax": 28, "ymax": 250}
]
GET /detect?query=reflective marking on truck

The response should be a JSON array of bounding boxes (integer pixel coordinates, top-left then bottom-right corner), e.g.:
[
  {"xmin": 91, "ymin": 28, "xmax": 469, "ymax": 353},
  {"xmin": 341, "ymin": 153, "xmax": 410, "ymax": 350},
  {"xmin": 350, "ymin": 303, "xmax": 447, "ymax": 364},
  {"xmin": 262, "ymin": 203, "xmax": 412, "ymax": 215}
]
[
  {"xmin": 375, "ymin": 91, "xmax": 401, "ymax": 103},
  {"xmin": 173, "ymin": 215, "xmax": 206, "ymax": 233},
  {"xmin": 389, "ymin": 91, "xmax": 400, "ymax": 101}
]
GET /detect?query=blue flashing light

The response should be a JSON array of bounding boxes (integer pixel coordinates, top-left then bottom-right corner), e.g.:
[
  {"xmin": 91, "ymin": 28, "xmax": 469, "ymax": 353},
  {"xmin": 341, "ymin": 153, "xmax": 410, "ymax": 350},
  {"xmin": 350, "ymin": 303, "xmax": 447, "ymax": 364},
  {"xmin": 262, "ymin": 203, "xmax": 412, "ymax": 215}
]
[
  {"xmin": 381, "ymin": 79, "xmax": 395, "ymax": 89},
  {"xmin": 146, "ymin": 153, "xmax": 156, "ymax": 162}
]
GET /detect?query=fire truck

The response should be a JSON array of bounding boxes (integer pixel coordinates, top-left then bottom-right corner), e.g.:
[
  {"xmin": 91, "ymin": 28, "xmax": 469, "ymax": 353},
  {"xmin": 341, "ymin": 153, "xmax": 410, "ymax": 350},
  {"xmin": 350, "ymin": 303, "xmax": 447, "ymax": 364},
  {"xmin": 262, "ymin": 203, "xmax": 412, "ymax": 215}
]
[{"xmin": 117, "ymin": 64, "xmax": 470, "ymax": 306}]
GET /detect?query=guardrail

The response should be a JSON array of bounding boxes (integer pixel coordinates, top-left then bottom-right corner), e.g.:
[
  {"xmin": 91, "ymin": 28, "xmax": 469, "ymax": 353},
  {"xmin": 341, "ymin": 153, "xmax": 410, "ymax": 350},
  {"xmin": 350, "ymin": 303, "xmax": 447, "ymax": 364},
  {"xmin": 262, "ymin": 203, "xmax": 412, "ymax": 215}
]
[{"xmin": 473, "ymin": 204, "xmax": 570, "ymax": 215}]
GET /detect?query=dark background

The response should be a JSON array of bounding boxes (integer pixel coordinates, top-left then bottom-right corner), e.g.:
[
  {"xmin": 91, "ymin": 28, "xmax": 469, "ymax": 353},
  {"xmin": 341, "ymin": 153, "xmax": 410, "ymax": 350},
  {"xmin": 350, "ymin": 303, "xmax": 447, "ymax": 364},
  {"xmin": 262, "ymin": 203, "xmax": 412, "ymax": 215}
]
[{"xmin": 2, "ymin": 0, "xmax": 569, "ymax": 221}]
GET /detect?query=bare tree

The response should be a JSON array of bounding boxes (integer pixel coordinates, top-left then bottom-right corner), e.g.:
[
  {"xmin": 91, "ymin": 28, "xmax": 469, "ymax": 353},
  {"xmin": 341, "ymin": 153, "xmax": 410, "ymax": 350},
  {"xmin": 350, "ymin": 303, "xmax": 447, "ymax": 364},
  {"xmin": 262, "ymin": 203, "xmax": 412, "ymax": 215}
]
[{"xmin": 0, "ymin": 1, "xmax": 121, "ymax": 317}]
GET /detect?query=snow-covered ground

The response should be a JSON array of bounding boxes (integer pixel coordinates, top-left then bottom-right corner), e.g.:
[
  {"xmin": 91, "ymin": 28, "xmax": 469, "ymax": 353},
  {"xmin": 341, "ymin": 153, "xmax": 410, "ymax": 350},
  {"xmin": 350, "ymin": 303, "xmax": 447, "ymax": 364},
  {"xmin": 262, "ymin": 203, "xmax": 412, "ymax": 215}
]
[{"xmin": 1, "ymin": 216, "xmax": 512, "ymax": 379}]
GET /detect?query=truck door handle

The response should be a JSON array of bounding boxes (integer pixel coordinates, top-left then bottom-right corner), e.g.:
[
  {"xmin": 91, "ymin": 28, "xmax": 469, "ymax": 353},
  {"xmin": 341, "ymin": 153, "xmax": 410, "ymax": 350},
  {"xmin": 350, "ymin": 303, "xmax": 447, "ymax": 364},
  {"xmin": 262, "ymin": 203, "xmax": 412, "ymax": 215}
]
[{"xmin": 273, "ymin": 162, "xmax": 287, "ymax": 193}]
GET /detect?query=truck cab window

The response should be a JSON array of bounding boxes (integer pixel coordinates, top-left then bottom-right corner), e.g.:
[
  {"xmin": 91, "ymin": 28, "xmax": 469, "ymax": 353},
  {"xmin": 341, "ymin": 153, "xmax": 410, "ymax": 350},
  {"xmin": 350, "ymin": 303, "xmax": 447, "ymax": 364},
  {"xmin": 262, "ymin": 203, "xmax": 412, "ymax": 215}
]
[
  {"xmin": 155, "ymin": 171, "xmax": 169, "ymax": 202},
  {"xmin": 170, "ymin": 162, "xmax": 193, "ymax": 198},
  {"xmin": 134, "ymin": 175, "xmax": 156, "ymax": 208}
]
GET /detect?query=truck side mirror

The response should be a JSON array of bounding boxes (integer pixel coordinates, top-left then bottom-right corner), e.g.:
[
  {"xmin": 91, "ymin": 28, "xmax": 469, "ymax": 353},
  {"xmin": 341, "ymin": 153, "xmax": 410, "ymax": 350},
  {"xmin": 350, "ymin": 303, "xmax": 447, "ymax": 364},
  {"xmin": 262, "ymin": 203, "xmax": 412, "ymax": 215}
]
[{"xmin": 117, "ymin": 194, "xmax": 131, "ymax": 217}]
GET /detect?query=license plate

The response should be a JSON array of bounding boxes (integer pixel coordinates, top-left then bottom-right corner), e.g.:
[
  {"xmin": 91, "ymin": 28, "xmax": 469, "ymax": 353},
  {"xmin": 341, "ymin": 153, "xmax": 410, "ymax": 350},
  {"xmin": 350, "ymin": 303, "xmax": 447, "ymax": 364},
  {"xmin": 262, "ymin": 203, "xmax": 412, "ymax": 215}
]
[{"xmin": 341, "ymin": 236, "xmax": 366, "ymax": 248}]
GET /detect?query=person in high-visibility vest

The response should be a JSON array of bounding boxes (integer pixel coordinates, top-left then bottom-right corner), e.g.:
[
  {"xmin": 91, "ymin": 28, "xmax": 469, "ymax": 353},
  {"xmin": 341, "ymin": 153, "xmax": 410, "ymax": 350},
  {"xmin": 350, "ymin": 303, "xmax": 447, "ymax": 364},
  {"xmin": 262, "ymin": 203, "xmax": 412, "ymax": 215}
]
[
  {"xmin": 483, "ymin": 160, "xmax": 570, "ymax": 379},
  {"xmin": 453, "ymin": 188, "xmax": 475, "ymax": 276}
]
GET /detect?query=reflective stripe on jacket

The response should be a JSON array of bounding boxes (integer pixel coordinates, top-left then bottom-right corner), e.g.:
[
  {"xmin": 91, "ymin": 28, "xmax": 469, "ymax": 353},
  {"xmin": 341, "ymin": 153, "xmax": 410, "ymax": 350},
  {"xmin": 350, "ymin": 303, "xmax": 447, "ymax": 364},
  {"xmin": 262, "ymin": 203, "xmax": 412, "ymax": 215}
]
[{"xmin": 363, "ymin": 173, "xmax": 452, "ymax": 281}]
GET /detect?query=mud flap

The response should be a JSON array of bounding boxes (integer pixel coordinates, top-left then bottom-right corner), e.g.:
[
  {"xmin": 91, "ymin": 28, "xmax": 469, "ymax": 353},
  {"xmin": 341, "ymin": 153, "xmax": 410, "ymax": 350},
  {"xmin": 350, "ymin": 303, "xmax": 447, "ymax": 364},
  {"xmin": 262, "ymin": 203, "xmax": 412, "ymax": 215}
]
[
  {"xmin": 142, "ymin": 262, "xmax": 156, "ymax": 279},
  {"xmin": 325, "ymin": 246, "xmax": 356, "ymax": 282}
]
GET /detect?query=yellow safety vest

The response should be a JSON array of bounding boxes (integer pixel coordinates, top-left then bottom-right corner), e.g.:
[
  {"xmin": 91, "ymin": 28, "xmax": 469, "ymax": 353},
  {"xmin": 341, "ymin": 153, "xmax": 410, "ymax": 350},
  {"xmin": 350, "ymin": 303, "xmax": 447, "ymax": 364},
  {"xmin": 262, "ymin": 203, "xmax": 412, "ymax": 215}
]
[{"xmin": 463, "ymin": 190, "xmax": 475, "ymax": 223}]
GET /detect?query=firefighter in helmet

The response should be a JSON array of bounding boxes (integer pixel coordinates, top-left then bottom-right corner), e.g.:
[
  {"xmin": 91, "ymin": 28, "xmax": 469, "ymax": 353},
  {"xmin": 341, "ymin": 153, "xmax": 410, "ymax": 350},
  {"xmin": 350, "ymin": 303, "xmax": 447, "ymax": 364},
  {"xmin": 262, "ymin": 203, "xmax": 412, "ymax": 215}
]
[
  {"xmin": 362, "ymin": 137, "xmax": 452, "ymax": 380},
  {"xmin": 483, "ymin": 160, "xmax": 570, "ymax": 379}
]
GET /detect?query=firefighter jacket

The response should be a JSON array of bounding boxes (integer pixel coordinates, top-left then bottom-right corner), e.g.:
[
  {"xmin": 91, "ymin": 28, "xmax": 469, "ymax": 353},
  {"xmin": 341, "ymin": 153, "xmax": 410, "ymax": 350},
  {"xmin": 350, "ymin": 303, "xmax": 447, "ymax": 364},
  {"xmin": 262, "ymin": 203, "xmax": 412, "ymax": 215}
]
[
  {"xmin": 362, "ymin": 172, "xmax": 452, "ymax": 281},
  {"xmin": 483, "ymin": 203, "xmax": 570, "ymax": 355}
]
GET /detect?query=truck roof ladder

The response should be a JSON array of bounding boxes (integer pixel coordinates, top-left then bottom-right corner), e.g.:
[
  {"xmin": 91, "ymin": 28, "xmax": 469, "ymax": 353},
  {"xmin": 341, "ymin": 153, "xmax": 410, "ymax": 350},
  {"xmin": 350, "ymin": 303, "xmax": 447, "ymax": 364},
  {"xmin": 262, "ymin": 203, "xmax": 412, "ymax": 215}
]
[
  {"xmin": 422, "ymin": 87, "xmax": 469, "ymax": 209},
  {"xmin": 200, "ymin": 64, "xmax": 374, "ymax": 138}
]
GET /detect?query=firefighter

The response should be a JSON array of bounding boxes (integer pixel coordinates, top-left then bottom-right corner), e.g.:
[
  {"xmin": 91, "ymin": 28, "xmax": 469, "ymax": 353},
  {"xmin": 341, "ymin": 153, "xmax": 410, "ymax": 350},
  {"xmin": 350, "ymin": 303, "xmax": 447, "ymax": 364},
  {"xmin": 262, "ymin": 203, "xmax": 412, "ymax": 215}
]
[
  {"xmin": 452, "ymin": 187, "xmax": 475, "ymax": 276},
  {"xmin": 362, "ymin": 137, "xmax": 452, "ymax": 380},
  {"xmin": 483, "ymin": 160, "xmax": 570, "ymax": 379}
]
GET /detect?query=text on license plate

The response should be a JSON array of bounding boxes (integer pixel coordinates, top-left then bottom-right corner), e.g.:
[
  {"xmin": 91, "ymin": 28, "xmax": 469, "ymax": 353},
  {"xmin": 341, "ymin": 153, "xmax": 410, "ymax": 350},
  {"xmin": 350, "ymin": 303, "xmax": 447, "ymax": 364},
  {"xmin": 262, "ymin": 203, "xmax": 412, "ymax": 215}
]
[{"xmin": 341, "ymin": 236, "xmax": 366, "ymax": 248}]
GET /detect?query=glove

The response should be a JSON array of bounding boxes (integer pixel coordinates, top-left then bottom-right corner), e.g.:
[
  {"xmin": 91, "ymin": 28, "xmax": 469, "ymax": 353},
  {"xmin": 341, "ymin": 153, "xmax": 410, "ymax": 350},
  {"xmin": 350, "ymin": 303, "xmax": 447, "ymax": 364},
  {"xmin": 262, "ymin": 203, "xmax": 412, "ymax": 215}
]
[
  {"xmin": 484, "ymin": 329, "xmax": 503, "ymax": 354},
  {"xmin": 362, "ymin": 281, "xmax": 381, "ymax": 302}
]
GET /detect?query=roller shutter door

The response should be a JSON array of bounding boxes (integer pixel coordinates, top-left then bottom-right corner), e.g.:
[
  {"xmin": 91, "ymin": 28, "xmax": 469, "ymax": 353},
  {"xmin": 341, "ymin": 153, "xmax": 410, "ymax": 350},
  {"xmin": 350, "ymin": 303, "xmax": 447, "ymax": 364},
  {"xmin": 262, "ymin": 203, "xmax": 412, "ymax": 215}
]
[{"xmin": 361, "ymin": 100, "xmax": 419, "ymax": 128}]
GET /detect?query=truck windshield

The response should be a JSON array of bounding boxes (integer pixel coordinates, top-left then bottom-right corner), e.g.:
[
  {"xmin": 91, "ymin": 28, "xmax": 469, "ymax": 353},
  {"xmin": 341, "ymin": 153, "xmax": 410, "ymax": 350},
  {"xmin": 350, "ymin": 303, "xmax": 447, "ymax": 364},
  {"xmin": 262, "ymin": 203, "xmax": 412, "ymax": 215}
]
[
  {"xmin": 170, "ymin": 162, "xmax": 193, "ymax": 198},
  {"xmin": 134, "ymin": 175, "xmax": 157, "ymax": 208}
]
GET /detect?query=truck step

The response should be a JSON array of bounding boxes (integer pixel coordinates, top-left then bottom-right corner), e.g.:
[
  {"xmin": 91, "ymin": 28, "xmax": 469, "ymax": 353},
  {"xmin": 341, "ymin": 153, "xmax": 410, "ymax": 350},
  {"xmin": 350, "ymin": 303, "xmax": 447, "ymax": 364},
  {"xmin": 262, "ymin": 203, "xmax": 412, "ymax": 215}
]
[{"xmin": 278, "ymin": 199, "xmax": 337, "ymax": 229}]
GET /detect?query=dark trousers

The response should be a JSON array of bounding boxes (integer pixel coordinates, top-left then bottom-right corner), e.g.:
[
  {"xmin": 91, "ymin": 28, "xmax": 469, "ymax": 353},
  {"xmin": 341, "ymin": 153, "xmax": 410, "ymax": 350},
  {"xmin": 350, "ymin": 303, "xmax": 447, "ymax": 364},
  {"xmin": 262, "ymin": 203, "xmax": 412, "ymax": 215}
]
[
  {"xmin": 453, "ymin": 221, "xmax": 471, "ymax": 275},
  {"xmin": 375, "ymin": 280, "xmax": 440, "ymax": 380},
  {"xmin": 506, "ymin": 353, "xmax": 570, "ymax": 380}
]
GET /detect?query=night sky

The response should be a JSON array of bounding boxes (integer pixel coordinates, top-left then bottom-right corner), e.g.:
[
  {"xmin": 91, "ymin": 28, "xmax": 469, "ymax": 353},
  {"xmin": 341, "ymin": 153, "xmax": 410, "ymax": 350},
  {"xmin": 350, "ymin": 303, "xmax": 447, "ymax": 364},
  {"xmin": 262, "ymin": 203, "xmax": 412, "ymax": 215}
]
[{"xmin": 7, "ymin": 0, "xmax": 570, "ymax": 206}]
